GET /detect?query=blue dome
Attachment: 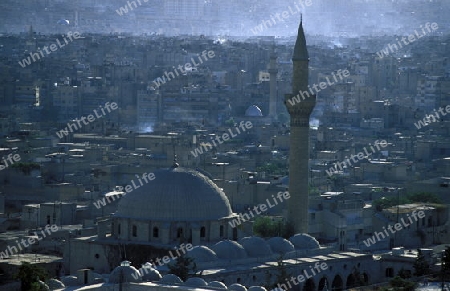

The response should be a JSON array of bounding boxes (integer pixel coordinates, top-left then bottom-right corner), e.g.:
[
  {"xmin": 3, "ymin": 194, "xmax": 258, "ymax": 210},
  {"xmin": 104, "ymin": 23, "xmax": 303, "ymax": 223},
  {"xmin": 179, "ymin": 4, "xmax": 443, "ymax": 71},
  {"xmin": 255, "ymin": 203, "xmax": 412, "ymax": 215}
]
[{"xmin": 245, "ymin": 105, "xmax": 263, "ymax": 117}]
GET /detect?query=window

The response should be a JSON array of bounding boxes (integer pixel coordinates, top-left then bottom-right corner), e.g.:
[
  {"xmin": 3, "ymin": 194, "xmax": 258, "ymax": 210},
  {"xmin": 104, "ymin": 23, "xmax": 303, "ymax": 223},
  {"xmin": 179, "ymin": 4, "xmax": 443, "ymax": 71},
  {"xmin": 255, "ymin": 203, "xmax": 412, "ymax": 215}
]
[
  {"xmin": 200, "ymin": 227, "xmax": 206, "ymax": 238},
  {"xmin": 220, "ymin": 225, "xmax": 224, "ymax": 237},
  {"xmin": 132, "ymin": 225, "xmax": 137, "ymax": 237},
  {"xmin": 153, "ymin": 227, "xmax": 159, "ymax": 238},
  {"xmin": 177, "ymin": 227, "xmax": 183, "ymax": 238},
  {"xmin": 385, "ymin": 268, "xmax": 394, "ymax": 277},
  {"xmin": 118, "ymin": 223, "xmax": 121, "ymax": 235}
]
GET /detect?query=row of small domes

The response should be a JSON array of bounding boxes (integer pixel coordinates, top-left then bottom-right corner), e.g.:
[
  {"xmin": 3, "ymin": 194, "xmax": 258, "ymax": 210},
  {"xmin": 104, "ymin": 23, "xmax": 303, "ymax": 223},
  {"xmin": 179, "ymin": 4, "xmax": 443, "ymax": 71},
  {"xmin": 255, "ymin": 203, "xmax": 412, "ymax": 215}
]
[{"xmin": 187, "ymin": 235, "xmax": 320, "ymax": 262}]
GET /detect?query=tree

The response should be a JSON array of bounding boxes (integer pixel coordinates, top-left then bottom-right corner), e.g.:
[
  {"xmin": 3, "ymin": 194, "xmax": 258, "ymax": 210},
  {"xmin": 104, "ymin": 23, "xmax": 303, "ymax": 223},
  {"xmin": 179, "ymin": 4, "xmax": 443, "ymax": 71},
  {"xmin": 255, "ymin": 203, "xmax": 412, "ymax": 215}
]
[
  {"xmin": 265, "ymin": 255, "xmax": 291, "ymax": 289},
  {"xmin": 14, "ymin": 262, "xmax": 48, "ymax": 291},
  {"xmin": 390, "ymin": 276, "xmax": 416, "ymax": 291},
  {"xmin": 253, "ymin": 217, "xmax": 294, "ymax": 239},
  {"xmin": 168, "ymin": 254, "xmax": 197, "ymax": 281},
  {"xmin": 413, "ymin": 249, "xmax": 430, "ymax": 276}
]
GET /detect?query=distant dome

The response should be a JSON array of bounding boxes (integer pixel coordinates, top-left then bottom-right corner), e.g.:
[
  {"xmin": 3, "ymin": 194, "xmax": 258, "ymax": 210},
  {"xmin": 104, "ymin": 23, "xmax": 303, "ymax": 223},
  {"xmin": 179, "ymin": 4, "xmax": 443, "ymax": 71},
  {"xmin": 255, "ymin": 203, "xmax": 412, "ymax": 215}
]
[
  {"xmin": 57, "ymin": 19, "xmax": 70, "ymax": 25},
  {"xmin": 187, "ymin": 246, "xmax": 218, "ymax": 262},
  {"xmin": 239, "ymin": 237, "xmax": 272, "ymax": 257},
  {"xmin": 185, "ymin": 277, "xmax": 208, "ymax": 287},
  {"xmin": 289, "ymin": 233, "xmax": 320, "ymax": 250},
  {"xmin": 47, "ymin": 279, "xmax": 65, "ymax": 289},
  {"xmin": 139, "ymin": 263, "xmax": 162, "ymax": 282},
  {"xmin": 116, "ymin": 167, "xmax": 233, "ymax": 221},
  {"xmin": 245, "ymin": 105, "xmax": 263, "ymax": 117},
  {"xmin": 229, "ymin": 283, "xmax": 248, "ymax": 291},
  {"xmin": 209, "ymin": 281, "xmax": 228, "ymax": 289},
  {"xmin": 248, "ymin": 287, "xmax": 267, "ymax": 291},
  {"xmin": 267, "ymin": 237, "xmax": 295, "ymax": 254},
  {"xmin": 160, "ymin": 274, "xmax": 183, "ymax": 284},
  {"xmin": 109, "ymin": 264, "xmax": 141, "ymax": 283},
  {"xmin": 211, "ymin": 240, "xmax": 247, "ymax": 260}
]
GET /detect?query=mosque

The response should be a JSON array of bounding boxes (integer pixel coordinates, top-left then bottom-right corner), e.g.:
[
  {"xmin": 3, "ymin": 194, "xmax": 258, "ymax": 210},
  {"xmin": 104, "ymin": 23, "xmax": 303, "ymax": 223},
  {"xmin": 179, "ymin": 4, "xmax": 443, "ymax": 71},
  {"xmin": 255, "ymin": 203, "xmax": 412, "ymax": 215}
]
[{"xmin": 62, "ymin": 20, "xmax": 417, "ymax": 291}]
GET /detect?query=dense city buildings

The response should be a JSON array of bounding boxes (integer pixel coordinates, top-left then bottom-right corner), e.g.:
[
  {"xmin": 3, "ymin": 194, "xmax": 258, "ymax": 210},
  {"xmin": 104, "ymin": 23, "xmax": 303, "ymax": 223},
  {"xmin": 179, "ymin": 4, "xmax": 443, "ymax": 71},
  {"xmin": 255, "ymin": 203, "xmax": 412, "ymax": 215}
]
[{"xmin": 0, "ymin": 0, "xmax": 449, "ymax": 290}]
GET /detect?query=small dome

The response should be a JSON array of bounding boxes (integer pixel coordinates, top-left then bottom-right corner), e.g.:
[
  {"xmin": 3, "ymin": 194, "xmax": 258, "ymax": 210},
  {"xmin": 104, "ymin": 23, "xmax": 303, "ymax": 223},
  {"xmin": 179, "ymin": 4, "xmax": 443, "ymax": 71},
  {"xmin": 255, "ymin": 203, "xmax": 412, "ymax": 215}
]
[
  {"xmin": 139, "ymin": 263, "xmax": 162, "ymax": 282},
  {"xmin": 211, "ymin": 240, "xmax": 247, "ymax": 260},
  {"xmin": 267, "ymin": 237, "xmax": 295, "ymax": 254},
  {"xmin": 229, "ymin": 283, "xmax": 248, "ymax": 291},
  {"xmin": 289, "ymin": 233, "xmax": 320, "ymax": 250},
  {"xmin": 159, "ymin": 274, "xmax": 183, "ymax": 284},
  {"xmin": 109, "ymin": 265, "xmax": 141, "ymax": 283},
  {"xmin": 57, "ymin": 19, "xmax": 70, "ymax": 25},
  {"xmin": 245, "ymin": 105, "xmax": 263, "ymax": 117},
  {"xmin": 187, "ymin": 246, "xmax": 218, "ymax": 262},
  {"xmin": 248, "ymin": 287, "xmax": 267, "ymax": 291},
  {"xmin": 239, "ymin": 237, "xmax": 272, "ymax": 257},
  {"xmin": 209, "ymin": 281, "xmax": 228, "ymax": 289},
  {"xmin": 47, "ymin": 278, "xmax": 65, "ymax": 289},
  {"xmin": 61, "ymin": 276, "xmax": 78, "ymax": 286},
  {"xmin": 185, "ymin": 277, "xmax": 208, "ymax": 287}
]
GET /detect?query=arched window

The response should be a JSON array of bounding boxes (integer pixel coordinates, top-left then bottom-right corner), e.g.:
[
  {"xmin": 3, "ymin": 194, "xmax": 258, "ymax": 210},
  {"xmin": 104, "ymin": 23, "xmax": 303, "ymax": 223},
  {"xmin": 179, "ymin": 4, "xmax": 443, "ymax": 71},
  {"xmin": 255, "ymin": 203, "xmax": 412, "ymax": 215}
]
[
  {"xmin": 153, "ymin": 227, "xmax": 159, "ymax": 238},
  {"xmin": 220, "ymin": 225, "xmax": 224, "ymax": 237},
  {"xmin": 200, "ymin": 227, "xmax": 206, "ymax": 238},
  {"xmin": 132, "ymin": 225, "xmax": 137, "ymax": 237}
]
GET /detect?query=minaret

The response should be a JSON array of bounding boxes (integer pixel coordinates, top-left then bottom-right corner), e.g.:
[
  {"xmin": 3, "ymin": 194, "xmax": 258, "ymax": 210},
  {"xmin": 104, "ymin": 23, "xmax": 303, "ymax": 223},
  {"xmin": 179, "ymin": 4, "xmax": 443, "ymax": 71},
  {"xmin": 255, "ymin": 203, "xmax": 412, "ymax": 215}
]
[
  {"xmin": 268, "ymin": 45, "xmax": 278, "ymax": 120},
  {"xmin": 284, "ymin": 20, "xmax": 316, "ymax": 233}
]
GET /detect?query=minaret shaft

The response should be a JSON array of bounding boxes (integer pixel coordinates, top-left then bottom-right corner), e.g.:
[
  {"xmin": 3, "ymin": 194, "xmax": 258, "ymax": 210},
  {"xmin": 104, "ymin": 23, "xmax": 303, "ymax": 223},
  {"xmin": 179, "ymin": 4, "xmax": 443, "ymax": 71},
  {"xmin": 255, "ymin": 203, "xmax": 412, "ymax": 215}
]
[{"xmin": 285, "ymin": 20, "xmax": 316, "ymax": 234}]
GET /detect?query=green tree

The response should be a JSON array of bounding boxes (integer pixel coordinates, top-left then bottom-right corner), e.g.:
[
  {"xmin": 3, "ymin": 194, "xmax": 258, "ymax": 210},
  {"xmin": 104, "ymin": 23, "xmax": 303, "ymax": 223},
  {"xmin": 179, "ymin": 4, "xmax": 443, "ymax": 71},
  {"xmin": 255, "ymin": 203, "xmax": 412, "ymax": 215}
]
[
  {"xmin": 413, "ymin": 249, "xmax": 430, "ymax": 276},
  {"xmin": 168, "ymin": 254, "xmax": 197, "ymax": 281},
  {"xmin": 253, "ymin": 217, "xmax": 293, "ymax": 238},
  {"xmin": 14, "ymin": 262, "xmax": 48, "ymax": 291},
  {"xmin": 270, "ymin": 255, "xmax": 291, "ymax": 289},
  {"xmin": 390, "ymin": 276, "xmax": 416, "ymax": 291},
  {"xmin": 397, "ymin": 267, "xmax": 412, "ymax": 279},
  {"xmin": 408, "ymin": 192, "xmax": 441, "ymax": 204}
]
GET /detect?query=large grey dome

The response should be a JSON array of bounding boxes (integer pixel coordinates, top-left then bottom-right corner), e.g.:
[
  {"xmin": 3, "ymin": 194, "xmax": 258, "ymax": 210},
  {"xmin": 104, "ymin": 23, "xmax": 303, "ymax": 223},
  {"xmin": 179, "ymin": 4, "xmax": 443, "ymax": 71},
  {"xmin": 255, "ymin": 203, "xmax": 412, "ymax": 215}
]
[{"xmin": 115, "ymin": 167, "xmax": 233, "ymax": 221}]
